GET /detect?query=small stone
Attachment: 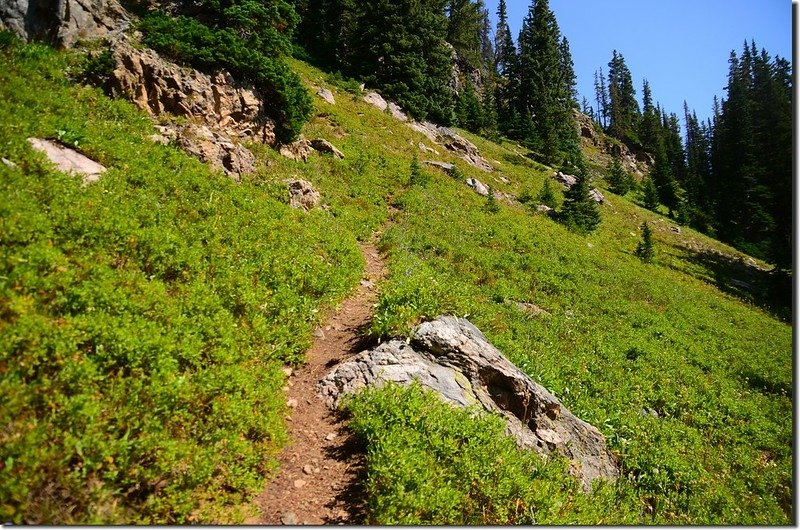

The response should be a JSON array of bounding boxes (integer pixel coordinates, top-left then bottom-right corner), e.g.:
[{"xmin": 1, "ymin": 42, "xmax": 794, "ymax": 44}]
[
  {"xmin": 2, "ymin": 157, "xmax": 18, "ymax": 168},
  {"xmin": 303, "ymin": 464, "xmax": 314, "ymax": 475},
  {"xmin": 287, "ymin": 399, "xmax": 298, "ymax": 408},
  {"xmin": 282, "ymin": 366, "xmax": 293, "ymax": 377},
  {"xmin": 325, "ymin": 433, "xmax": 337, "ymax": 441},
  {"xmin": 313, "ymin": 328, "xmax": 325, "ymax": 339},
  {"xmin": 360, "ymin": 279, "xmax": 375, "ymax": 289},
  {"xmin": 281, "ymin": 511, "xmax": 298, "ymax": 525},
  {"xmin": 293, "ymin": 479, "xmax": 307, "ymax": 489}
]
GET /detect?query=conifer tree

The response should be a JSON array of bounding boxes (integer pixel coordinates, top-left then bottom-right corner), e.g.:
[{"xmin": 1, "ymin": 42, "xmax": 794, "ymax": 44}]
[
  {"xmin": 606, "ymin": 152, "xmax": 633, "ymax": 195},
  {"xmin": 641, "ymin": 175, "xmax": 660, "ymax": 211},
  {"xmin": 346, "ymin": 0, "xmax": 454, "ymax": 124},
  {"xmin": 516, "ymin": 0, "xmax": 577, "ymax": 161},
  {"xmin": 559, "ymin": 169, "xmax": 601, "ymax": 234},
  {"xmin": 446, "ymin": 0, "xmax": 483, "ymax": 69},
  {"xmin": 635, "ymin": 222, "xmax": 655, "ymax": 262},
  {"xmin": 537, "ymin": 177, "xmax": 558, "ymax": 208},
  {"xmin": 606, "ymin": 50, "xmax": 640, "ymax": 143}
]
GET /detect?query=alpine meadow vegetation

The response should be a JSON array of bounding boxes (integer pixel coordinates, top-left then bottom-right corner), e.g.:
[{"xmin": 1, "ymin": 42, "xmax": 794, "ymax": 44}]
[{"xmin": 0, "ymin": 0, "xmax": 792, "ymax": 524}]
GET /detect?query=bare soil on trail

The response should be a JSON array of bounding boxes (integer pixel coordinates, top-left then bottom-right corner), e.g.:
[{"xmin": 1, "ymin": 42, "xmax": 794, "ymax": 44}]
[{"xmin": 246, "ymin": 241, "xmax": 386, "ymax": 525}]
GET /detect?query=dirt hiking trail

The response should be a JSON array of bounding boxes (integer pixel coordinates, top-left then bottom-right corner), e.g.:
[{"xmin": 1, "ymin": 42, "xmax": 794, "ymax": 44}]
[{"xmin": 246, "ymin": 241, "xmax": 386, "ymax": 525}]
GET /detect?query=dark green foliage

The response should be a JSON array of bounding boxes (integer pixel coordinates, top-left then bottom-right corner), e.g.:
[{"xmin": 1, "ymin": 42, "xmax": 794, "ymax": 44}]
[
  {"xmin": 455, "ymin": 80, "xmax": 483, "ymax": 133},
  {"xmin": 446, "ymin": 0, "xmax": 483, "ymax": 69},
  {"xmin": 514, "ymin": 0, "xmax": 578, "ymax": 162},
  {"xmin": 138, "ymin": 3, "xmax": 312, "ymax": 143},
  {"xmin": 641, "ymin": 176, "xmax": 660, "ymax": 211},
  {"xmin": 606, "ymin": 152, "xmax": 633, "ymax": 195},
  {"xmin": 344, "ymin": 0, "xmax": 454, "ymax": 124},
  {"xmin": 709, "ymin": 42, "xmax": 791, "ymax": 269},
  {"xmin": 634, "ymin": 222, "xmax": 655, "ymax": 262},
  {"xmin": 606, "ymin": 50, "xmax": 640, "ymax": 144},
  {"xmin": 537, "ymin": 177, "xmax": 558, "ymax": 208},
  {"xmin": 559, "ymin": 171, "xmax": 600, "ymax": 234}
]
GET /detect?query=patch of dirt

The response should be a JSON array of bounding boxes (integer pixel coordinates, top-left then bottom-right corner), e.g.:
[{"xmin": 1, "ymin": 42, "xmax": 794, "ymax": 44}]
[{"xmin": 246, "ymin": 240, "xmax": 386, "ymax": 525}]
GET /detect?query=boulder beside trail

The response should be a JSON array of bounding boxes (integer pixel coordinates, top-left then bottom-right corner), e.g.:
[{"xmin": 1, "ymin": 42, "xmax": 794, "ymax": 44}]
[{"xmin": 318, "ymin": 316, "xmax": 620, "ymax": 490}]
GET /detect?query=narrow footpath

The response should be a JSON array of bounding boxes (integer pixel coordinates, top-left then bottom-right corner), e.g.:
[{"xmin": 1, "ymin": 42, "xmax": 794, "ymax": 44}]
[{"xmin": 246, "ymin": 241, "xmax": 387, "ymax": 525}]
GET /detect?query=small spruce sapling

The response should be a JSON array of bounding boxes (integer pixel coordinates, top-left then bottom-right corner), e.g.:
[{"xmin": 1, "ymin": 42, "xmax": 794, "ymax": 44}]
[
  {"xmin": 485, "ymin": 186, "xmax": 500, "ymax": 213},
  {"xmin": 537, "ymin": 178, "xmax": 558, "ymax": 208},
  {"xmin": 642, "ymin": 176, "xmax": 660, "ymax": 211},
  {"xmin": 606, "ymin": 153, "xmax": 632, "ymax": 195},
  {"xmin": 635, "ymin": 221, "xmax": 655, "ymax": 262},
  {"xmin": 559, "ymin": 170, "xmax": 601, "ymax": 234}
]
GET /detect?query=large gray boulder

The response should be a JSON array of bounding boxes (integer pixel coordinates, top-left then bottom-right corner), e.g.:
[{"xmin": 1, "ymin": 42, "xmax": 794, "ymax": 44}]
[
  {"xmin": 0, "ymin": 0, "xmax": 129, "ymax": 48},
  {"xmin": 318, "ymin": 316, "xmax": 620, "ymax": 490}
]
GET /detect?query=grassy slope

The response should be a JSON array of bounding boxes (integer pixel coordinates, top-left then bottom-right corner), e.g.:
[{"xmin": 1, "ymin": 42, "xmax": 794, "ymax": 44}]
[
  {"xmin": 281, "ymin": 62, "xmax": 792, "ymax": 524},
  {"xmin": 0, "ymin": 37, "xmax": 791, "ymax": 524},
  {"xmin": 0, "ymin": 40, "xmax": 366, "ymax": 523}
]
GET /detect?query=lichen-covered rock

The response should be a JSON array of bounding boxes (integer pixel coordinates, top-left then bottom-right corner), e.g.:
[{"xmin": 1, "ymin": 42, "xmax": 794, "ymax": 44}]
[
  {"xmin": 319, "ymin": 316, "xmax": 620, "ymax": 490},
  {"xmin": 316, "ymin": 87, "xmax": 335, "ymax": 105},
  {"xmin": 424, "ymin": 160, "xmax": 454, "ymax": 173},
  {"xmin": 466, "ymin": 177, "xmax": 489, "ymax": 196},
  {"xmin": 171, "ymin": 125, "xmax": 255, "ymax": 181},
  {"xmin": 409, "ymin": 121, "xmax": 493, "ymax": 172}
]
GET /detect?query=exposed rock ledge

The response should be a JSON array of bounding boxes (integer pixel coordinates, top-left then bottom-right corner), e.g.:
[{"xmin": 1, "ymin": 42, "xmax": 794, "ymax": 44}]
[{"xmin": 318, "ymin": 316, "xmax": 620, "ymax": 490}]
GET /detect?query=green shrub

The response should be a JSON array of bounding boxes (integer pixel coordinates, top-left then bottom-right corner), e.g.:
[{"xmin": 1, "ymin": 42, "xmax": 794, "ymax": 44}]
[{"xmin": 344, "ymin": 383, "xmax": 638, "ymax": 525}]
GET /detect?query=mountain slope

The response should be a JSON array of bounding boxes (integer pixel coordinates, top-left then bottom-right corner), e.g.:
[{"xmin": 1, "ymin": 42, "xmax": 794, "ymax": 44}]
[{"xmin": 0, "ymin": 37, "xmax": 792, "ymax": 524}]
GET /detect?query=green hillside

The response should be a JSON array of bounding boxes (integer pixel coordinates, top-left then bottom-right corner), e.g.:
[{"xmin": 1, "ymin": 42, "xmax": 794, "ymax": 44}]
[{"xmin": 0, "ymin": 36, "xmax": 792, "ymax": 524}]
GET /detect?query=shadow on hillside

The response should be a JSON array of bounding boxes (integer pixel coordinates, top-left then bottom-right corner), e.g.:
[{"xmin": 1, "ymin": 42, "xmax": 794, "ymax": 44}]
[
  {"xmin": 667, "ymin": 247, "xmax": 791, "ymax": 322},
  {"xmin": 321, "ymin": 419, "xmax": 368, "ymax": 525}
]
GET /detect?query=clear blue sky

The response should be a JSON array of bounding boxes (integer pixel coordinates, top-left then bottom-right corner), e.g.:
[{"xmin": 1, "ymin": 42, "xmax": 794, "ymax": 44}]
[{"xmin": 483, "ymin": 0, "xmax": 793, "ymax": 124}]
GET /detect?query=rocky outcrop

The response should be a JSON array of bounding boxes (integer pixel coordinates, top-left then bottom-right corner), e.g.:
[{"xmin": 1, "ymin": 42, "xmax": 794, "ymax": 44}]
[
  {"xmin": 286, "ymin": 179, "xmax": 320, "ymax": 211},
  {"xmin": 363, "ymin": 92, "xmax": 408, "ymax": 122},
  {"xmin": 362, "ymin": 90, "xmax": 493, "ymax": 172},
  {"xmin": 409, "ymin": 121, "xmax": 493, "ymax": 172},
  {"xmin": 27, "ymin": 137, "xmax": 106, "ymax": 184},
  {"xmin": 0, "ymin": 0, "xmax": 129, "ymax": 48},
  {"xmin": 318, "ymin": 316, "xmax": 620, "ymax": 490},
  {"xmin": 155, "ymin": 124, "xmax": 255, "ymax": 180},
  {"xmin": 110, "ymin": 39, "xmax": 276, "ymax": 146}
]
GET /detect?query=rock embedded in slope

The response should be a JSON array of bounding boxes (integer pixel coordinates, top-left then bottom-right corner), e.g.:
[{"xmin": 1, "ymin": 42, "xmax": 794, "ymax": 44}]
[
  {"xmin": 286, "ymin": 179, "xmax": 321, "ymax": 211},
  {"xmin": 27, "ymin": 137, "xmax": 106, "ymax": 184},
  {"xmin": 310, "ymin": 138, "xmax": 344, "ymax": 159},
  {"xmin": 316, "ymin": 87, "xmax": 335, "ymax": 105},
  {"xmin": 465, "ymin": 177, "xmax": 489, "ymax": 197},
  {"xmin": 424, "ymin": 160, "xmax": 455, "ymax": 173},
  {"xmin": 279, "ymin": 136, "xmax": 313, "ymax": 162},
  {"xmin": 318, "ymin": 316, "xmax": 620, "ymax": 490}
]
